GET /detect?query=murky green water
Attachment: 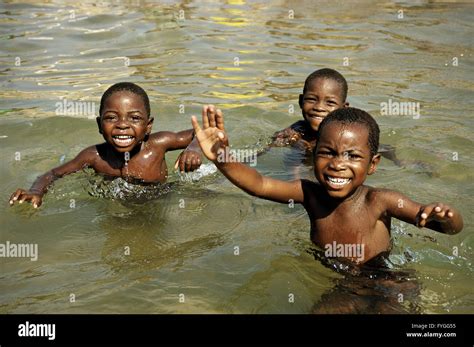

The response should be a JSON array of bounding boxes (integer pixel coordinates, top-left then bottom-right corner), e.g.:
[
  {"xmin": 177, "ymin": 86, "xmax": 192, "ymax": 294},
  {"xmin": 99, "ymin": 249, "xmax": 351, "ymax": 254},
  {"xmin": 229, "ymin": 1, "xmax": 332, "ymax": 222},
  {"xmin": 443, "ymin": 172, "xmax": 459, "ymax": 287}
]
[{"xmin": 1, "ymin": 0, "xmax": 473, "ymax": 313}]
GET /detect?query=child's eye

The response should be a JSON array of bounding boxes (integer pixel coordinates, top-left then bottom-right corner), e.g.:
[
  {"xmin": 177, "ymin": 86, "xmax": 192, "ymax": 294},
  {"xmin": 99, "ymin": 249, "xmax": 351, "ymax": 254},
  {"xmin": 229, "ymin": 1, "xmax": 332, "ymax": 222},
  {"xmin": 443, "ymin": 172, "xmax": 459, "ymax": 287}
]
[
  {"xmin": 103, "ymin": 115, "xmax": 117, "ymax": 122},
  {"xmin": 318, "ymin": 151, "xmax": 333, "ymax": 157}
]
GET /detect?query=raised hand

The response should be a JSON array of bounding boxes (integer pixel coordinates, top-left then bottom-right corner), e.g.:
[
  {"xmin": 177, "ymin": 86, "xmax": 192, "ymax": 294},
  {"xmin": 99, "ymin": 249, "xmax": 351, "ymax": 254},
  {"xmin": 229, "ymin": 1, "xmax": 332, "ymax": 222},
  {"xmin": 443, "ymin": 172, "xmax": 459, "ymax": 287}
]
[
  {"xmin": 191, "ymin": 105, "xmax": 228, "ymax": 162},
  {"xmin": 9, "ymin": 189, "xmax": 43, "ymax": 209}
]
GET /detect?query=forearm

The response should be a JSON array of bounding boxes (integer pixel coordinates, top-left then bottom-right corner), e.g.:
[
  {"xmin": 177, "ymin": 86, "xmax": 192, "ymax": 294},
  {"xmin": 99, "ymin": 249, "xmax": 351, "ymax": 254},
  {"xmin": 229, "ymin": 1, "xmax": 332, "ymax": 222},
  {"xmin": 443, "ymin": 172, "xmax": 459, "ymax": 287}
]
[
  {"xmin": 216, "ymin": 160, "xmax": 265, "ymax": 197},
  {"xmin": 215, "ymin": 156, "xmax": 303, "ymax": 203},
  {"xmin": 29, "ymin": 170, "xmax": 60, "ymax": 195},
  {"xmin": 173, "ymin": 129, "xmax": 195, "ymax": 150}
]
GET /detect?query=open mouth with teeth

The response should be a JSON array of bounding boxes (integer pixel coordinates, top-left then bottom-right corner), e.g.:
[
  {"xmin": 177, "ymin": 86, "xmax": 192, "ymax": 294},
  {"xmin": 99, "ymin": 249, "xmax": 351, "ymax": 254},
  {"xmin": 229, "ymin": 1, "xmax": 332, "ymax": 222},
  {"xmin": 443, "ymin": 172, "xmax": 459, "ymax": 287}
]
[
  {"xmin": 112, "ymin": 134, "xmax": 135, "ymax": 147},
  {"xmin": 324, "ymin": 175, "xmax": 352, "ymax": 189},
  {"xmin": 308, "ymin": 114, "xmax": 325, "ymax": 121},
  {"xmin": 306, "ymin": 114, "xmax": 327, "ymax": 129}
]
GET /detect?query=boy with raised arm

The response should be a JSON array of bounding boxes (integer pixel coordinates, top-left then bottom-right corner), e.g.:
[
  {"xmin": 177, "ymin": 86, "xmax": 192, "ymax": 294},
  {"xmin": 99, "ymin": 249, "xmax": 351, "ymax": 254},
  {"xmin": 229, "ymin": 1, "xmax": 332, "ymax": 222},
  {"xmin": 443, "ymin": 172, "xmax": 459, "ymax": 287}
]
[
  {"xmin": 192, "ymin": 105, "xmax": 462, "ymax": 264},
  {"xmin": 10, "ymin": 82, "xmax": 202, "ymax": 208}
]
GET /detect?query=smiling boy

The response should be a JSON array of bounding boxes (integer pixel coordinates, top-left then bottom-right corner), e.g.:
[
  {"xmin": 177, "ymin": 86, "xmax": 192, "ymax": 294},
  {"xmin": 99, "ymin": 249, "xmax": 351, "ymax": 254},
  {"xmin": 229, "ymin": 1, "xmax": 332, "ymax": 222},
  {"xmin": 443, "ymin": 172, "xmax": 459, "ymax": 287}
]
[
  {"xmin": 192, "ymin": 106, "xmax": 463, "ymax": 264},
  {"xmin": 271, "ymin": 68, "xmax": 349, "ymax": 152},
  {"xmin": 271, "ymin": 68, "xmax": 399, "ymax": 165},
  {"xmin": 9, "ymin": 82, "xmax": 202, "ymax": 208}
]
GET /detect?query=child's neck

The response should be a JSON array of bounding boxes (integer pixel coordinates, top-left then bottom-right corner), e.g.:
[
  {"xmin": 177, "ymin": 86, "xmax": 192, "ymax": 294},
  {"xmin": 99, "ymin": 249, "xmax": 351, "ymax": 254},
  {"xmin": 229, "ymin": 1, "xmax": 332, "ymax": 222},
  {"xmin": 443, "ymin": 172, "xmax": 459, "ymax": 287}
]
[
  {"xmin": 106, "ymin": 142, "xmax": 143, "ymax": 165},
  {"xmin": 321, "ymin": 185, "xmax": 365, "ymax": 209}
]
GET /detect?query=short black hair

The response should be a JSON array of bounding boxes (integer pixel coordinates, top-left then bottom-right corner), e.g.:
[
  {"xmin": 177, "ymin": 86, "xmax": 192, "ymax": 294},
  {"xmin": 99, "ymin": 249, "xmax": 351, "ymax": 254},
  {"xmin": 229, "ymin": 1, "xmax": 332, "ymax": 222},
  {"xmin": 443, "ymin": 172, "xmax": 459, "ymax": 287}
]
[
  {"xmin": 318, "ymin": 107, "xmax": 379, "ymax": 157},
  {"xmin": 303, "ymin": 68, "xmax": 348, "ymax": 101},
  {"xmin": 99, "ymin": 82, "xmax": 150, "ymax": 117}
]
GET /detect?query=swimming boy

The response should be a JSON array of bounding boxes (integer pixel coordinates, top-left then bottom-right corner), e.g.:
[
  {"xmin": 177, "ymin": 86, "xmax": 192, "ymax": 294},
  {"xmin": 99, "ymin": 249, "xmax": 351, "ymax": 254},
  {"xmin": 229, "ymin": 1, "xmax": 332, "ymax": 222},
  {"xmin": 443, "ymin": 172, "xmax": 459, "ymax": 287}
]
[
  {"xmin": 191, "ymin": 106, "xmax": 463, "ymax": 264},
  {"xmin": 272, "ymin": 68, "xmax": 348, "ymax": 153},
  {"xmin": 9, "ymin": 82, "xmax": 202, "ymax": 208},
  {"xmin": 271, "ymin": 68, "xmax": 399, "ymax": 164}
]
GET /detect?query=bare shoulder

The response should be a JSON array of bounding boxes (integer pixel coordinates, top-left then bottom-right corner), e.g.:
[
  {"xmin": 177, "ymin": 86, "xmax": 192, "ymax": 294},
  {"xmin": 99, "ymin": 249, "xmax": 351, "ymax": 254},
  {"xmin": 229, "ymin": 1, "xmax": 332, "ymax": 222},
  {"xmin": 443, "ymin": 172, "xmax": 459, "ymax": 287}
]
[
  {"xmin": 145, "ymin": 132, "xmax": 172, "ymax": 148},
  {"xmin": 50, "ymin": 145, "xmax": 99, "ymax": 177},
  {"xmin": 77, "ymin": 145, "xmax": 99, "ymax": 163},
  {"xmin": 365, "ymin": 186, "xmax": 399, "ymax": 207},
  {"xmin": 274, "ymin": 122, "xmax": 305, "ymax": 136},
  {"xmin": 365, "ymin": 186, "xmax": 393, "ymax": 200},
  {"xmin": 290, "ymin": 120, "xmax": 308, "ymax": 133},
  {"xmin": 365, "ymin": 186, "xmax": 422, "ymax": 217}
]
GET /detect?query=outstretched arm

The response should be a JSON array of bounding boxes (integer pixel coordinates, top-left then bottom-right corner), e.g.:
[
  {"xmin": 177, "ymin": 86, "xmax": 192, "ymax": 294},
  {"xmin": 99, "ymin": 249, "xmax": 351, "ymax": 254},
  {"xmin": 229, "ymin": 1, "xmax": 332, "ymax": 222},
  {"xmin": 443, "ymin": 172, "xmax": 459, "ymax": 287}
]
[
  {"xmin": 9, "ymin": 146, "xmax": 97, "ymax": 208},
  {"xmin": 192, "ymin": 105, "xmax": 304, "ymax": 204},
  {"xmin": 380, "ymin": 189, "xmax": 463, "ymax": 234}
]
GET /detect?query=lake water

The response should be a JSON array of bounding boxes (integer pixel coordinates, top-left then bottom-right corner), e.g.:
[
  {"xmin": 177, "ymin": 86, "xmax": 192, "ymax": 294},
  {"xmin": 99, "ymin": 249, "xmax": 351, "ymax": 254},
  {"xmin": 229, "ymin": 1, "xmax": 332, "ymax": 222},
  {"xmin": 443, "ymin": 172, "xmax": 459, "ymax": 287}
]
[{"xmin": 0, "ymin": 0, "xmax": 473, "ymax": 313}]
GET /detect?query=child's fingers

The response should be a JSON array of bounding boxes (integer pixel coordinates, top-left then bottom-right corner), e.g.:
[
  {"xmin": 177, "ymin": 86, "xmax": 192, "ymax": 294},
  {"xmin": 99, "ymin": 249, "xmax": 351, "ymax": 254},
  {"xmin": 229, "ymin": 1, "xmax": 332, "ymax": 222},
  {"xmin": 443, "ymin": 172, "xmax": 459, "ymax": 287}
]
[
  {"xmin": 202, "ymin": 106, "xmax": 210, "ymax": 129},
  {"xmin": 9, "ymin": 189, "xmax": 24, "ymax": 204},
  {"xmin": 17, "ymin": 192, "xmax": 28, "ymax": 204},
  {"xmin": 216, "ymin": 108, "xmax": 225, "ymax": 131},
  {"xmin": 433, "ymin": 204, "xmax": 455, "ymax": 221},
  {"xmin": 191, "ymin": 115, "xmax": 202, "ymax": 133},
  {"xmin": 208, "ymin": 105, "xmax": 217, "ymax": 128},
  {"xmin": 418, "ymin": 205, "xmax": 435, "ymax": 227},
  {"xmin": 429, "ymin": 203, "xmax": 445, "ymax": 219},
  {"xmin": 18, "ymin": 193, "xmax": 30, "ymax": 204},
  {"xmin": 187, "ymin": 159, "xmax": 193, "ymax": 172},
  {"xmin": 174, "ymin": 153, "xmax": 182, "ymax": 170},
  {"xmin": 32, "ymin": 196, "xmax": 42, "ymax": 209},
  {"xmin": 179, "ymin": 156, "xmax": 186, "ymax": 172},
  {"xmin": 434, "ymin": 206, "xmax": 446, "ymax": 219},
  {"xmin": 418, "ymin": 203, "xmax": 450, "ymax": 227}
]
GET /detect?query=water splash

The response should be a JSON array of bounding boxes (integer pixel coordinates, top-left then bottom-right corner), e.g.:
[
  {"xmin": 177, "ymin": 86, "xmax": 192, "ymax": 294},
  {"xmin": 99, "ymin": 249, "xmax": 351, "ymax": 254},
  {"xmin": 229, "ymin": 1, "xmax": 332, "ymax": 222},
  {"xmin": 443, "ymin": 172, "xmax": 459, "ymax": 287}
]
[
  {"xmin": 86, "ymin": 175, "xmax": 172, "ymax": 202},
  {"xmin": 177, "ymin": 163, "xmax": 218, "ymax": 183}
]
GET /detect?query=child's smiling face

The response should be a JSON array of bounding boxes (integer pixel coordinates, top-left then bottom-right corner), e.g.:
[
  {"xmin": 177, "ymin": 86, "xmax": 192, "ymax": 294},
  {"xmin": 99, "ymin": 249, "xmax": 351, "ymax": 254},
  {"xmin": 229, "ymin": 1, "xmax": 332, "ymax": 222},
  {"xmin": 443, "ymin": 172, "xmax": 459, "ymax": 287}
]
[
  {"xmin": 313, "ymin": 122, "xmax": 380, "ymax": 199},
  {"xmin": 97, "ymin": 91, "xmax": 153, "ymax": 153},
  {"xmin": 299, "ymin": 78, "xmax": 348, "ymax": 132}
]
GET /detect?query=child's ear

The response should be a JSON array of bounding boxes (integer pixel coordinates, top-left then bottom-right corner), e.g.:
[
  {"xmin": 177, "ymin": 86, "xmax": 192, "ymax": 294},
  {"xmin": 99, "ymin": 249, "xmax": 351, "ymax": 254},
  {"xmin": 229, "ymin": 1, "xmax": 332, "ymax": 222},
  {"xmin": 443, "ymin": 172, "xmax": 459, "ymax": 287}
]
[
  {"xmin": 146, "ymin": 117, "xmax": 154, "ymax": 134},
  {"xmin": 96, "ymin": 116, "xmax": 103, "ymax": 134},
  {"xmin": 368, "ymin": 154, "xmax": 381, "ymax": 175},
  {"xmin": 298, "ymin": 94, "xmax": 303, "ymax": 109}
]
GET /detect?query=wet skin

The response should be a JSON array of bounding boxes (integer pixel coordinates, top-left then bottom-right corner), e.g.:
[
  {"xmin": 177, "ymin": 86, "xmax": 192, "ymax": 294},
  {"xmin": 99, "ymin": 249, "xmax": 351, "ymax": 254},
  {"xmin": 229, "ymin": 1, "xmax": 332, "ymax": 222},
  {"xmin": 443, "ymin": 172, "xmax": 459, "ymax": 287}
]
[
  {"xmin": 9, "ymin": 91, "xmax": 202, "ymax": 208},
  {"xmin": 303, "ymin": 122, "xmax": 390, "ymax": 262},
  {"xmin": 193, "ymin": 106, "xmax": 463, "ymax": 264}
]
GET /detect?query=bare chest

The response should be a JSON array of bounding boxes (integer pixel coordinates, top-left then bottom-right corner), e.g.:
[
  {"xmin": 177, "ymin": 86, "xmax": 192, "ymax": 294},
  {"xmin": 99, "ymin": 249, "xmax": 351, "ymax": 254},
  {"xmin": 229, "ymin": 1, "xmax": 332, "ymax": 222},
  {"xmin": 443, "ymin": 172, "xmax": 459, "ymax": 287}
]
[
  {"xmin": 93, "ymin": 150, "xmax": 167, "ymax": 183},
  {"xmin": 307, "ymin": 202, "xmax": 391, "ymax": 263}
]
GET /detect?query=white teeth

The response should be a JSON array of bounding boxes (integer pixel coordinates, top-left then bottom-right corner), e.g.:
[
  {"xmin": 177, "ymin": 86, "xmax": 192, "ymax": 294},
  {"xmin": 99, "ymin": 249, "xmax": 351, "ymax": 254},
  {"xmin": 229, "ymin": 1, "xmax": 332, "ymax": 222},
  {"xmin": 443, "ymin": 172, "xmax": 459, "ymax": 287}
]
[
  {"xmin": 327, "ymin": 176, "xmax": 350, "ymax": 185},
  {"xmin": 112, "ymin": 135, "xmax": 134, "ymax": 146}
]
